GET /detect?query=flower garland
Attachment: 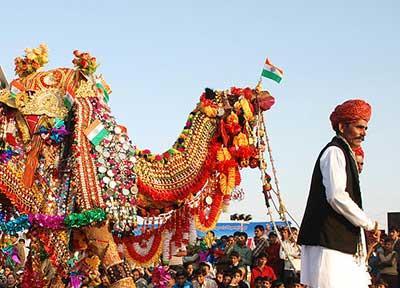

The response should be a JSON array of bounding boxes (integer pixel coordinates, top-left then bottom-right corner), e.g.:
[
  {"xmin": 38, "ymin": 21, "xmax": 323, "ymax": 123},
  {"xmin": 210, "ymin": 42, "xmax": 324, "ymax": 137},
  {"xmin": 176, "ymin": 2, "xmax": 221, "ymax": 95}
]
[
  {"xmin": 195, "ymin": 192, "xmax": 223, "ymax": 232},
  {"xmin": 114, "ymin": 231, "xmax": 164, "ymax": 266}
]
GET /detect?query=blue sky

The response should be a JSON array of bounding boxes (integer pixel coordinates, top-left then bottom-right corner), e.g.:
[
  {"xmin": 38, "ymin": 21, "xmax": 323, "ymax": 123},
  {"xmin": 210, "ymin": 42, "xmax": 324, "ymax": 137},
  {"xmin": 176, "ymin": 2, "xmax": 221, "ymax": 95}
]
[{"xmin": 1, "ymin": 0, "xmax": 399, "ymax": 230}]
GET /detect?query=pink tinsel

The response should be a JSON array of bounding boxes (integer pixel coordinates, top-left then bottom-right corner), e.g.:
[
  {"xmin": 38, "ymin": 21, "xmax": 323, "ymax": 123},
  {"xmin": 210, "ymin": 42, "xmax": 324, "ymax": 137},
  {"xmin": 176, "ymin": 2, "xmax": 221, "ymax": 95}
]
[{"xmin": 28, "ymin": 214, "xmax": 65, "ymax": 229}]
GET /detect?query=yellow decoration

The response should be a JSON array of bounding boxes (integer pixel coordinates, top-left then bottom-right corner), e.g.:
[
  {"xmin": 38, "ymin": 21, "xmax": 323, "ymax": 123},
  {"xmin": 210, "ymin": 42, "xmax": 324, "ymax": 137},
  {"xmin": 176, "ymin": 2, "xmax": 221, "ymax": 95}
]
[
  {"xmin": 75, "ymin": 80, "xmax": 97, "ymax": 98},
  {"xmin": 216, "ymin": 147, "xmax": 236, "ymax": 194},
  {"xmin": 219, "ymin": 167, "xmax": 236, "ymax": 195},
  {"xmin": 233, "ymin": 132, "xmax": 249, "ymax": 147},
  {"xmin": 226, "ymin": 112, "xmax": 239, "ymax": 124},
  {"xmin": 15, "ymin": 88, "xmax": 67, "ymax": 118},
  {"xmin": 0, "ymin": 89, "xmax": 16, "ymax": 108},
  {"xmin": 240, "ymin": 98, "xmax": 254, "ymax": 121},
  {"xmin": 201, "ymin": 105, "xmax": 218, "ymax": 118},
  {"xmin": 217, "ymin": 147, "xmax": 231, "ymax": 161},
  {"xmin": 84, "ymin": 255, "xmax": 101, "ymax": 271}
]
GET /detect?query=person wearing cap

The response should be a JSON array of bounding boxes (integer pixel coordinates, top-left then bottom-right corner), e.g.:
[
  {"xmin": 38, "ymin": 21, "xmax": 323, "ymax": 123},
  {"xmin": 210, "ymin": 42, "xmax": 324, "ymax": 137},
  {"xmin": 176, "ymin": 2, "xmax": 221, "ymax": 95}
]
[
  {"xmin": 353, "ymin": 146, "xmax": 365, "ymax": 173},
  {"xmin": 298, "ymin": 99, "xmax": 380, "ymax": 288}
]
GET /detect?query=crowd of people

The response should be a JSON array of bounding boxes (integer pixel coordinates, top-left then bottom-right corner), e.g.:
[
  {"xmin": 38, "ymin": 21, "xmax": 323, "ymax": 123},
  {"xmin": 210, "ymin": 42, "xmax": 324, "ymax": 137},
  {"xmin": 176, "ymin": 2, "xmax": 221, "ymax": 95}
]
[
  {"xmin": 0, "ymin": 224, "xmax": 398, "ymax": 287},
  {"xmin": 130, "ymin": 224, "xmax": 399, "ymax": 288}
]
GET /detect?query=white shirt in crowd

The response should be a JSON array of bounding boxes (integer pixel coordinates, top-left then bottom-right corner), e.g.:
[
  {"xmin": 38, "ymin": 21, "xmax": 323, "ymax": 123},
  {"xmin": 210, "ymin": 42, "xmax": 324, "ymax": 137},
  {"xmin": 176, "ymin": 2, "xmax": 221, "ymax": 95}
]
[{"xmin": 280, "ymin": 239, "xmax": 301, "ymax": 272}]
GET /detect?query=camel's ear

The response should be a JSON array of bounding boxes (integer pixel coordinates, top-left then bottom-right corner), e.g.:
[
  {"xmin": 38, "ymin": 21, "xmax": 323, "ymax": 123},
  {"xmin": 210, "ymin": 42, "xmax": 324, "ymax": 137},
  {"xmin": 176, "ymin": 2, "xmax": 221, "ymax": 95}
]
[{"xmin": 0, "ymin": 66, "xmax": 9, "ymax": 89}]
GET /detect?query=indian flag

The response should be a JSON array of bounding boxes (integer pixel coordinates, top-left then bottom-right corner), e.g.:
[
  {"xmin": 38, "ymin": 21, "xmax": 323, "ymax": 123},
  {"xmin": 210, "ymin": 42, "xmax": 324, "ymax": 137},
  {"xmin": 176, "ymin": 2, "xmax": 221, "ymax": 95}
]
[
  {"xmin": 261, "ymin": 58, "xmax": 284, "ymax": 83},
  {"xmin": 10, "ymin": 81, "xmax": 24, "ymax": 98},
  {"xmin": 64, "ymin": 86, "xmax": 75, "ymax": 110},
  {"xmin": 84, "ymin": 119, "xmax": 110, "ymax": 146},
  {"xmin": 95, "ymin": 80, "xmax": 109, "ymax": 104}
]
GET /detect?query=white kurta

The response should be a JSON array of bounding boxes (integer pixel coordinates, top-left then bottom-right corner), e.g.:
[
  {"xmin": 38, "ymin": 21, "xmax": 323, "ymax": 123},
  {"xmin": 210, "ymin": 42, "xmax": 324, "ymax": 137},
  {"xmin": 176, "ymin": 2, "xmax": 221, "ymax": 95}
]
[{"xmin": 300, "ymin": 146, "xmax": 376, "ymax": 288}]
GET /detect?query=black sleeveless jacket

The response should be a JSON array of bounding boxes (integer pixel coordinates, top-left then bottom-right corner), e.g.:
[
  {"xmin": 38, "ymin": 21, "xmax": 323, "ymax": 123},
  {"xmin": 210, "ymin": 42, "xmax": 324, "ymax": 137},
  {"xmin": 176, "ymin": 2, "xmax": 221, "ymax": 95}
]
[{"xmin": 298, "ymin": 137, "xmax": 362, "ymax": 254}]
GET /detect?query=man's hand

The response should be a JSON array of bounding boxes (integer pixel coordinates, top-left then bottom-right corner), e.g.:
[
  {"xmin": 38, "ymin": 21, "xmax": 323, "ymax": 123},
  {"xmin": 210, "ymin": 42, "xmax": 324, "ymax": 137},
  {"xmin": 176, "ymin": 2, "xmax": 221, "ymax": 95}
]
[{"xmin": 373, "ymin": 221, "xmax": 381, "ymax": 242}]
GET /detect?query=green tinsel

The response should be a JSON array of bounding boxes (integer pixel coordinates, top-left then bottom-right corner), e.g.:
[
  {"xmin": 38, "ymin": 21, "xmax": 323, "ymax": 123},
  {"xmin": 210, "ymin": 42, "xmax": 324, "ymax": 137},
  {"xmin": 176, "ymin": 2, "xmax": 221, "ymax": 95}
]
[{"xmin": 64, "ymin": 208, "xmax": 107, "ymax": 229}]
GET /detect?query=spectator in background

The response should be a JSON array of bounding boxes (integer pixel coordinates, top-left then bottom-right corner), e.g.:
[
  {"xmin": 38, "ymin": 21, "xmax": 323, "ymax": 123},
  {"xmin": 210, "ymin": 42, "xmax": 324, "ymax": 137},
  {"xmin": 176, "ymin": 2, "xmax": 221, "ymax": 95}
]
[
  {"xmin": 377, "ymin": 237, "xmax": 398, "ymax": 288},
  {"xmin": 388, "ymin": 227, "xmax": 400, "ymax": 287},
  {"xmin": 173, "ymin": 269, "xmax": 193, "ymax": 288},
  {"xmin": 231, "ymin": 233, "xmax": 252, "ymax": 268},
  {"xmin": 251, "ymin": 253, "xmax": 276, "ymax": 287},
  {"xmin": 280, "ymin": 228, "xmax": 301, "ymax": 285},
  {"xmin": 184, "ymin": 263, "xmax": 195, "ymax": 282},
  {"xmin": 199, "ymin": 262, "xmax": 215, "ymax": 279},
  {"xmin": 252, "ymin": 226, "xmax": 269, "ymax": 262},
  {"xmin": 213, "ymin": 236, "xmax": 228, "ymax": 265},
  {"xmin": 216, "ymin": 236, "xmax": 236, "ymax": 272},
  {"xmin": 6, "ymin": 273, "xmax": 17, "ymax": 288},
  {"xmin": 265, "ymin": 232, "xmax": 283, "ymax": 280},
  {"xmin": 238, "ymin": 267, "xmax": 249, "ymax": 288},
  {"xmin": 286, "ymin": 282, "xmax": 303, "ymax": 288},
  {"xmin": 214, "ymin": 271, "xmax": 224, "ymax": 288},
  {"xmin": 132, "ymin": 268, "xmax": 148, "ymax": 288},
  {"xmin": 353, "ymin": 146, "xmax": 365, "ymax": 173},
  {"xmin": 3, "ymin": 268, "xmax": 11, "ymax": 278},
  {"xmin": 271, "ymin": 279, "xmax": 285, "ymax": 288},
  {"xmin": 0, "ymin": 274, "xmax": 6, "ymax": 288},
  {"xmin": 229, "ymin": 251, "xmax": 244, "ymax": 270},
  {"xmin": 253, "ymin": 276, "xmax": 263, "ymax": 288},
  {"xmin": 192, "ymin": 268, "xmax": 218, "ymax": 288},
  {"xmin": 15, "ymin": 239, "xmax": 26, "ymax": 270},
  {"xmin": 261, "ymin": 277, "xmax": 273, "ymax": 288},
  {"xmin": 374, "ymin": 278, "xmax": 389, "ymax": 288},
  {"xmin": 222, "ymin": 271, "xmax": 233, "ymax": 288},
  {"xmin": 229, "ymin": 268, "xmax": 248, "ymax": 288}
]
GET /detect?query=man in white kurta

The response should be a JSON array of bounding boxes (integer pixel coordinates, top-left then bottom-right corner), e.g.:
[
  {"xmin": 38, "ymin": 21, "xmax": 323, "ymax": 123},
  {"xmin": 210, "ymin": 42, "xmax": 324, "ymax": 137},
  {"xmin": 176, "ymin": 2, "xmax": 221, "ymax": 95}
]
[{"xmin": 298, "ymin": 99, "xmax": 379, "ymax": 288}]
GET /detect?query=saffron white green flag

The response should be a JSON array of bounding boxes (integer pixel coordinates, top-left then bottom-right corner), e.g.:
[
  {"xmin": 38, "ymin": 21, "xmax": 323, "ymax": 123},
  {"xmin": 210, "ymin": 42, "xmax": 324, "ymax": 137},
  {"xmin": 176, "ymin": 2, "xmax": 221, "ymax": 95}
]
[
  {"xmin": 10, "ymin": 81, "xmax": 24, "ymax": 98},
  {"xmin": 261, "ymin": 58, "xmax": 284, "ymax": 83},
  {"xmin": 64, "ymin": 87, "xmax": 75, "ymax": 110},
  {"xmin": 84, "ymin": 119, "xmax": 110, "ymax": 146},
  {"xmin": 96, "ymin": 80, "xmax": 109, "ymax": 104}
]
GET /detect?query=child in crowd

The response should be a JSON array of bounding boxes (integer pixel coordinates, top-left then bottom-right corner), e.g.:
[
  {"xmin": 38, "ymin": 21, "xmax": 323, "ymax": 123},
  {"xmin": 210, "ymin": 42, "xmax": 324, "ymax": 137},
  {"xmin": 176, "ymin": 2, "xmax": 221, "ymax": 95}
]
[
  {"xmin": 228, "ymin": 268, "xmax": 248, "ymax": 288},
  {"xmin": 215, "ymin": 271, "xmax": 224, "ymax": 288},
  {"xmin": 250, "ymin": 253, "xmax": 276, "ymax": 287},
  {"xmin": 377, "ymin": 237, "xmax": 398, "ymax": 288}
]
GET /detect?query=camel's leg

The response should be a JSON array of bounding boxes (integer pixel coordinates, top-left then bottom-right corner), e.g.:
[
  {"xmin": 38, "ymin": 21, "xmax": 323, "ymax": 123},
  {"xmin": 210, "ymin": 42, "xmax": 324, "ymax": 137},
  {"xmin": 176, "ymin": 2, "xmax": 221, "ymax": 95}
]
[{"xmin": 84, "ymin": 222, "xmax": 135, "ymax": 288}]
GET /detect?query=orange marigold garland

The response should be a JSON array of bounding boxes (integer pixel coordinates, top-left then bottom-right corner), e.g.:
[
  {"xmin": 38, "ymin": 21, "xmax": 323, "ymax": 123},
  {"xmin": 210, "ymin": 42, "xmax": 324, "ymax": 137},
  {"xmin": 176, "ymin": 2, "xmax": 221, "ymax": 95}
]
[
  {"xmin": 114, "ymin": 231, "xmax": 164, "ymax": 266},
  {"xmin": 195, "ymin": 191, "xmax": 223, "ymax": 232}
]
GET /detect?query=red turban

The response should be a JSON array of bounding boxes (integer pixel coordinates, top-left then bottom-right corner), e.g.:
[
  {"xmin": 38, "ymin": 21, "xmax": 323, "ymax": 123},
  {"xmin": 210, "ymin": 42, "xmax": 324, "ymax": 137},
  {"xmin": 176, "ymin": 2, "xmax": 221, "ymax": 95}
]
[
  {"xmin": 353, "ymin": 146, "xmax": 364, "ymax": 158},
  {"xmin": 330, "ymin": 99, "xmax": 371, "ymax": 130}
]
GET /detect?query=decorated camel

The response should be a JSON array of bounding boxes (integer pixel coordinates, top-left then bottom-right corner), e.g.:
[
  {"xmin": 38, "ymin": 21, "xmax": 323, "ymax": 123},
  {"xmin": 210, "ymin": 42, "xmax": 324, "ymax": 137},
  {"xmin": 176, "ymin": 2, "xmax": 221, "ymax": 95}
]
[{"xmin": 0, "ymin": 45, "xmax": 276, "ymax": 287}]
